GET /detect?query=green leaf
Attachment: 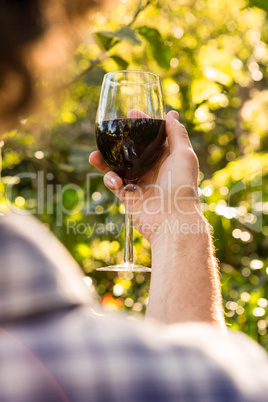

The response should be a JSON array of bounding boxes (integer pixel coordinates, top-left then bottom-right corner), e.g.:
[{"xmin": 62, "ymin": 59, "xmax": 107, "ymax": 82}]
[
  {"xmin": 96, "ymin": 27, "xmax": 142, "ymax": 47},
  {"xmin": 249, "ymin": 0, "xmax": 268, "ymax": 12},
  {"xmin": 111, "ymin": 56, "xmax": 129, "ymax": 70},
  {"xmin": 82, "ymin": 68, "xmax": 106, "ymax": 87},
  {"xmin": 95, "ymin": 32, "xmax": 113, "ymax": 50},
  {"xmin": 115, "ymin": 27, "xmax": 142, "ymax": 46},
  {"xmin": 138, "ymin": 26, "xmax": 171, "ymax": 70}
]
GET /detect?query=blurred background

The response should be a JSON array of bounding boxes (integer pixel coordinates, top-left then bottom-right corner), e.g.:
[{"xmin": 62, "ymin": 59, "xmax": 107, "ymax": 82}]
[{"xmin": 0, "ymin": 0, "xmax": 267, "ymax": 347}]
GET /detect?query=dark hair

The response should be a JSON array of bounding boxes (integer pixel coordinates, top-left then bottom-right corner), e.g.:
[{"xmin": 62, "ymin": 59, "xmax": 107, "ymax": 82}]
[{"xmin": 0, "ymin": 0, "xmax": 104, "ymax": 127}]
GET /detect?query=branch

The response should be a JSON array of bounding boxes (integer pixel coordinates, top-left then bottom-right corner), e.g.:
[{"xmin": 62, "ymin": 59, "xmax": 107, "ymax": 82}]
[
  {"xmin": 71, "ymin": 0, "xmax": 152, "ymax": 85},
  {"xmin": 128, "ymin": 0, "xmax": 151, "ymax": 28}
]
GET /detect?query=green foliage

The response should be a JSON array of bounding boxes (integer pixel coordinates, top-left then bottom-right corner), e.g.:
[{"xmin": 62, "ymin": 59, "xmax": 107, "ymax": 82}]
[
  {"xmin": 138, "ymin": 26, "xmax": 172, "ymax": 69},
  {"xmin": 97, "ymin": 26, "xmax": 142, "ymax": 48},
  {"xmin": 249, "ymin": 0, "xmax": 268, "ymax": 12},
  {"xmin": 110, "ymin": 56, "xmax": 129, "ymax": 70},
  {"xmin": 202, "ymin": 154, "xmax": 268, "ymax": 346},
  {"xmin": 1, "ymin": 0, "xmax": 268, "ymax": 346},
  {"xmin": 82, "ymin": 68, "xmax": 106, "ymax": 87},
  {"xmin": 95, "ymin": 32, "xmax": 114, "ymax": 50}
]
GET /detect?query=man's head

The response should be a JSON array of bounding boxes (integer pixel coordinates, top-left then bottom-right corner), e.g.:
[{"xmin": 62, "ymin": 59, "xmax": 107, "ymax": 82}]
[{"xmin": 0, "ymin": 0, "xmax": 106, "ymax": 129}]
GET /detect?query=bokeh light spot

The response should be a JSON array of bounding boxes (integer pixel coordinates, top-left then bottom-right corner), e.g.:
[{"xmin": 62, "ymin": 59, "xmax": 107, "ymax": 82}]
[
  {"xmin": 250, "ymin": 259, "xmax": 263, "ymax": 270},
  {"xmin": 92, "ymin": 192, "xmax": 101, "ymax": 201}
]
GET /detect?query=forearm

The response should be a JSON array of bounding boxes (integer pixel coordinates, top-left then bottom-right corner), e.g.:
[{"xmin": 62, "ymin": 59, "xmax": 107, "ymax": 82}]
[{"xmin": 146, "ymin": 212, "xmax": 225, "ymax": 327}]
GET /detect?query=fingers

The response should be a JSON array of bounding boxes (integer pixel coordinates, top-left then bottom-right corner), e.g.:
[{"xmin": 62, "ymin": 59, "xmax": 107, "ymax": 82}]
[
  {"xmin": 103, "ymin": 172, "xmax": 124, "ymax": 202},
  {"xmin": 89, "ymin": 151, "xmax": 110, "ymax": 174},
  {"xmin": 127, "ymin": 109, "xmax": 149, "ymax": 119},
  {"xmin": 103, "ymin": 171, "xmax": 123, "ymax": 191},
  {"xmin": 166, "ymin": 110, "xmax": 193, "ymax": 153},
  {"xmin": 89, "ymin": 151, "xmax": 124, "ymax": 199}
]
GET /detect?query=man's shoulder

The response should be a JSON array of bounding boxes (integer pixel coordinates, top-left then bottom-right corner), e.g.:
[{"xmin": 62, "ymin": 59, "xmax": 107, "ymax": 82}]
[
  {"xmin": 0, "ymin": 213, "xmax": 92, "ymax": 322},
  {"xmin": 4, "ymin": 306, "xmax": 268, "ymax": 402}
]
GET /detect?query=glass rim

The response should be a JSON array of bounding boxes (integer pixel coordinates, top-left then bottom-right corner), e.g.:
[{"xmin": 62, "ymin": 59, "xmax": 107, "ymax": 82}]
[{"xmin": 104, "ymin": 70, "xmax": 161, "ymax": 84}]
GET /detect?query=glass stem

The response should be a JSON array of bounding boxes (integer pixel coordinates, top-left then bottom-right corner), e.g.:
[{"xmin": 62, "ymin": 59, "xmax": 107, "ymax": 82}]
[{"xmin": 124, "ymin": 184, "xmax": 135, "ymax": 265}]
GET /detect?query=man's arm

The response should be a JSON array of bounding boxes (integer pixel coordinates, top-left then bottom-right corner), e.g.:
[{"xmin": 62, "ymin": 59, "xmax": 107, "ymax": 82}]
[
  {"xmin": 90, "ymin": 111, "xmax": 225, "ymax": 328},
  {"xmin": 146, "ymin": 214, "xmax": 225, "ymax": 327}
]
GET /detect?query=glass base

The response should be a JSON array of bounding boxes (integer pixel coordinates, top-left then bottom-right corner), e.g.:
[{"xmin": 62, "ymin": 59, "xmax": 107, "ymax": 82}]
[{"xmin": 96, "ymin": 263, "xmax": 151, "ymax": 272}]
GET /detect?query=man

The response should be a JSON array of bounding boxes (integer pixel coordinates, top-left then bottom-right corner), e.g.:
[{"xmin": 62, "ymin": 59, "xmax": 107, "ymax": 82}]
[{"xmin": 0, "ymin": 0, "xmax": 268, "ymax": 401}]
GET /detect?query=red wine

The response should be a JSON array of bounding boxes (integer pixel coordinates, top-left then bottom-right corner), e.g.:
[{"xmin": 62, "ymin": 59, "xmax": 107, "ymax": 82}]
[{"xmin": 96, "ymin": 118, "xmax": 166, "ymax": 183}]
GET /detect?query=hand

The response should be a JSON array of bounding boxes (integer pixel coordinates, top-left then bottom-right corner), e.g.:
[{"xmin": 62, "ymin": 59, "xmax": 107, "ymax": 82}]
[{"xmin": 89, "ymin": 111, "xmax": 200, "ymax": 245}]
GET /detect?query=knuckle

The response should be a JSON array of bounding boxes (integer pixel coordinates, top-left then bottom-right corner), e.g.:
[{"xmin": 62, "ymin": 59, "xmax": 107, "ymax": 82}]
[
  {"xmin": 178, "ymin": 123, "xmax": 189, "ymax": 138},
  {"xmin": 190, "ymin": 148, "xmax": 199, "ymax": 164},
  {"xmin": 174, "ymin": 147, "xmax": 199, "ymax": 172},
  {"xmin": 179, "ymin": 147, "xmax": 197, "ymax": 160}
]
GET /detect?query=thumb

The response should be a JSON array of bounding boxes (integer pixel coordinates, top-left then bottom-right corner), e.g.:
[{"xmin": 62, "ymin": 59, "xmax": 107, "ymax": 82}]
[{"xmin": 166, "ymin": 111, "xmax": 192, "ymax": 153}]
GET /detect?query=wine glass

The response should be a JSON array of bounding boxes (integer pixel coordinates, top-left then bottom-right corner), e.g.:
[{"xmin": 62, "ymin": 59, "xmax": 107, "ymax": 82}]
[{"xmin": 95, "ymin": 70, "xmax": 166, "ymax": 271}]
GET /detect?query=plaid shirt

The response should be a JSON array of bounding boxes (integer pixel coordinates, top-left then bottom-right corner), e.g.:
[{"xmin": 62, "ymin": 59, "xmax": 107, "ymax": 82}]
[{"xmin": 0, "ymin": 214, "xmax": 268, "ymax": 402}]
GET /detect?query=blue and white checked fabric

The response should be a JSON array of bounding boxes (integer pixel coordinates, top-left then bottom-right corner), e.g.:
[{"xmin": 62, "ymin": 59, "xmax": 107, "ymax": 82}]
[{"xmin": 0, "ymin": 214, "xmax": 268, "ymax": 402}]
